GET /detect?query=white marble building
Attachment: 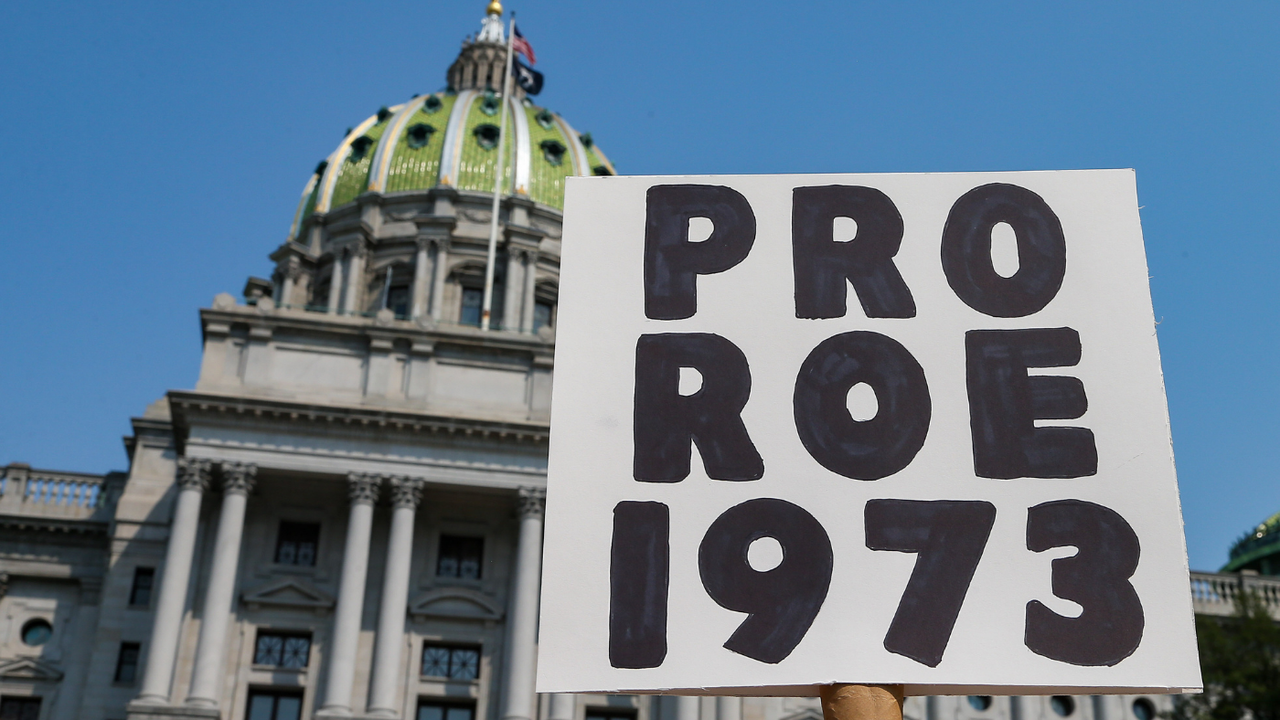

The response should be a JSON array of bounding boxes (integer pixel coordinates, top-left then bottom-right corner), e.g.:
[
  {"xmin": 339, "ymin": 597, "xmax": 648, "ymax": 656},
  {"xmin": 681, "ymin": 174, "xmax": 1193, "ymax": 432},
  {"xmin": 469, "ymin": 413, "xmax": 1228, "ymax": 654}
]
[{"xmin": 0, "ymin": 5, "xmax": 1180, "ymax": 720}]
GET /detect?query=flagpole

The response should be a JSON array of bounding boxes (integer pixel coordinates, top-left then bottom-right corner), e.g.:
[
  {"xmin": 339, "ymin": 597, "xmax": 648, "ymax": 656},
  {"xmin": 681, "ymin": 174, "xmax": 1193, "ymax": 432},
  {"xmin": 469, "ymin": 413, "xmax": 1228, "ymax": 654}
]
[{"xmin": 481, "ymin": 10, "xmax": 516, "ymax": 331}]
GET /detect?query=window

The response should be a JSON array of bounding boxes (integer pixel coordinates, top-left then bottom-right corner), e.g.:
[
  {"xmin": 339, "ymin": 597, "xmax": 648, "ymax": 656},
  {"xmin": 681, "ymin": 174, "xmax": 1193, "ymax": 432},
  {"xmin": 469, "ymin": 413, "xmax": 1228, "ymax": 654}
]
[
  {"xmin": 254, "ymin": 631, "xmax": 311, "ymax": 669},
  {"xmin": 967, "ymin": 697, "xmax": 992, "ymax": 711},
  {"xmin": 421, "ymin": 644, "xmax": 479, "ymax": 680},
  {"xmin": 1050, "ymin": 697, "xmax": 1075, "ymax": 717},
  {"xmin": 275, "ymin": 522, "xmax": 320, "ymax": 566},
  {"xmin": 436, "ymin": 535, "xmax": 483, "ymax": 579},
  {"xmin": 20, "ymin": 620, "xmax": 51, "ymax": 647},
  {"xmin": 459, "ymin": 288, "xmax": 483, "ymax": 327},
  {"xmin": 247, "ymin": 691, "xmax": 303, "ymax": 720},
  {"xmin": 533, "ymin": 302, "xmax": 553, "ymax": 333},
  {"xmin": 586, "ymin": 710, "xmax": 635, "ymax": 720},
  {"xmin": 114, "ymin": 642, "xmax": 140, "ymax": 683},
  {"xmin": 417, "ymin": 700, "xmax": 474, "ymax": 720},
  {"xmin": 0, "ymin": 698, "xmax": 41, "ymax": 720},
  {"xmin": 129, "ymin": 567, "xmax": 155, "ymax": 607}
]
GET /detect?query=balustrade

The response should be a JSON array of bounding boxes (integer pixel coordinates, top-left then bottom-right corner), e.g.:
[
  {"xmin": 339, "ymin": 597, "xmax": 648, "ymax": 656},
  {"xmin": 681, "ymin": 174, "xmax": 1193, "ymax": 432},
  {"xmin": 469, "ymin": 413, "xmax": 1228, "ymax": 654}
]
[{"xmin": 0, "ymin": 470, "xmax": 110, "ymax": 520}]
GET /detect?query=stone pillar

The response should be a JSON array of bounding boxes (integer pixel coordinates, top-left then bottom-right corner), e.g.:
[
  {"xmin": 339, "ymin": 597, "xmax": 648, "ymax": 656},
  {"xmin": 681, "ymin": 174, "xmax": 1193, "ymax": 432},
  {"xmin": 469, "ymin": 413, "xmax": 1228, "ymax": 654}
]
[
  {"xmin": 430, "ymin": 240, "xmax": 449, "ymax": 321},
  {"xmin": 520, "ymin": 252, "xmax": 537, "ymax": 333},
  {"xmin": 503, "ymin": 249, "xmax": 522, "ymax": 331},
  {"xmin": 185, "ymin": 462, "xmax": 257, "ymax": 708},
  {"xmin": 343, "ymin": 243, "xmax": 367, "ymax": 316},
  {"xmin": 319, "ymin": 473, "xmax": 381, "ymax": 717},
  {"xmin": 675, "ymin": 697, "xmax": 699, "ymax": 720},
  {"xmin": 501, "ymin": 487, "xmax": 546, "ymax": 720},
  {"xmin": 716, "ymin": 698, "xmax": 741, "ymax": 720},
  {"xmin": 328, "ymin": 254, "xmax": 345, "ymax": 315},
  {"xmin": 280, "ymin": 259, "xmax": 299, "ymax": 309},
  {"xmin": 548, "ymin": 695, "xmax": 576, "ymax": 720},
  {"xmin": 367, "ymin": 477, "xmax": 425, "ymax": 718},
  {"xmin": 134, "ymin": 458, "xmax": 210, "ymax": 705},
  {"xmin": 411, "ymin": 241, "xmax": 430, "ymax": 321}
]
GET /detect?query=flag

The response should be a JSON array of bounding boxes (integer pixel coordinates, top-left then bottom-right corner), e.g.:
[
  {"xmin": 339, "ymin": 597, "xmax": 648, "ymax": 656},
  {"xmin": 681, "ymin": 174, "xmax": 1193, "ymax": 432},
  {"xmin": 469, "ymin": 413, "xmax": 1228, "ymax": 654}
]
[
  {"xmin": 514, "ymin": 58, "xmax": 543, "ymax": 95},
  {"xmin": 512, "ymin": 24, "xmax": 536, "ymax": 64}
]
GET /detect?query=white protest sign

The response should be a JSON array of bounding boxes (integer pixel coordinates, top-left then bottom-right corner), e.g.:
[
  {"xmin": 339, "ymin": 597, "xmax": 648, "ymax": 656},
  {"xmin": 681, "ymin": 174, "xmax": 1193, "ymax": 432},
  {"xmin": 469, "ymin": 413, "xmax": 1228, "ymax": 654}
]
[{"xmin": 537, "ymin": 171, "xmax": 1201, "ymax": 697}]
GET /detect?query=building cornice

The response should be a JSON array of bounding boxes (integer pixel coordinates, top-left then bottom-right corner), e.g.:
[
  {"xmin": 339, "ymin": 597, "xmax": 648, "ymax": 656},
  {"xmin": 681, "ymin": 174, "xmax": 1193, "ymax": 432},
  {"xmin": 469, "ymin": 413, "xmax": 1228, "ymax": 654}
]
[
  {"xmin": 198, "ymin": 304, "xmax": 556, "ymax": 356},
  {"xmin": 167, "ymin": 390, "xmax": 550, "ymax": 448}
]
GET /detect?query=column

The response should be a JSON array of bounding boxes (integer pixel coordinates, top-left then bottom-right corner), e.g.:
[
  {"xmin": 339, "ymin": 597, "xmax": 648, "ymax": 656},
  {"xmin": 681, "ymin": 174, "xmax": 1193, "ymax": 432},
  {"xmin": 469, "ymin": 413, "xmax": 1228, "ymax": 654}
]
[
  {"xmin": 411, "ymin": 241, "xmax": 430, "ymax": 321},
  {"xmin": 280, "ymin": 260, "xmax": 299, "ymax": 309},
  {"xmin": 185, "ymin": 462, "xmax": 257, "ymax": 708},
  {"xmin": 502, "ymin": 249, "xmax": 522, "ymax": 331},
  {"xmin": 343, "ymin": 243, "xmax": 367, "ymax": 315},
  {"xmin": 716, "ymin": 697, "xmax": 741, "ymax": 720},
  {"xmin": 675, "ymin": 697, "xmax": 699, "ymax": 720},
  {"xmin": 134, "ymin": 458, "xmax": 210, "ymax": 705},
  {"xmin": 328, "ymin": 253, "xmax": 345, "ymax": 315},
  {"xmin": 501, "ymin": 487, "xmax": 545, "ymax": 720},
  {"xmin": 319, "ymin": 473, "xmax": 381, "ymax": 717},
  {"xmin": 367, "ymin": 477, "xmax": 425, "ymax": 718},
  {"xmin": 430, "ymin": 240, "xmax": 449, "ymax": 321},
  {"xmin": 520, "ymin": 252, "xmax": 537, "ymax": 333},
  {"xmin": 548, "ymin": 695, "xmax": 575, "ymax": 720}
]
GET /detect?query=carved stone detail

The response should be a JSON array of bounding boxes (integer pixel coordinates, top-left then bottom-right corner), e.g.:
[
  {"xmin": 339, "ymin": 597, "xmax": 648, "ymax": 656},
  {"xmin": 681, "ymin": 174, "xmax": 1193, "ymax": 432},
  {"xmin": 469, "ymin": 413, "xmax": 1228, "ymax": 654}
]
[
  {"xmin": 347, "ymin": 472, "xmax": 381, "ymax": 506},
  {"xmin": 281, "ymin": 257, "xmax": 304, "ymax": 280},
  {"xmin": 389, "ymin": 476, "xmax": 425, "ymax": 509},
  {"xmin": 459, "ymin": 208, "xmax": 491, "ymax": 224},
  {"xmin": 176, "ymin": 457, "xmax": 213, "ymax": 492},
  {"xmin": 220, "ymin": 462, "xmax": 257, "ymax": 496},
  {"xmin": 517, "ymin": 486, "xmax": 545, "ymax": 519}
]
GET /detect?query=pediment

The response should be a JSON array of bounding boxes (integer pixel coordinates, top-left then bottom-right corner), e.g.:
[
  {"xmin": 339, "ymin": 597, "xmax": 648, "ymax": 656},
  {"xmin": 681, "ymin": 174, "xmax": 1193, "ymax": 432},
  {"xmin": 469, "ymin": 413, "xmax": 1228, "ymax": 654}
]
[
  {"xmin": 241, "ymin": 578, "xmax": 334, "ymax": 611},
  {"xmin": 409, "ymin": 587, "xmax": 503, "ymax": 621},
  {"xmin": 0, "ymin": 657, "xmax": 63, "ymax": 682}
]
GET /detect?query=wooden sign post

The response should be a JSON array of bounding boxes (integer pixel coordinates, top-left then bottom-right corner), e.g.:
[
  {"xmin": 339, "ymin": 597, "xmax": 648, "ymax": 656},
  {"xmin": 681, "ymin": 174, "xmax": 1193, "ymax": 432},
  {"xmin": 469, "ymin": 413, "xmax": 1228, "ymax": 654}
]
[{"xmin": 537, "ymin": 171, "xmax": 1201, "ymax": 702}]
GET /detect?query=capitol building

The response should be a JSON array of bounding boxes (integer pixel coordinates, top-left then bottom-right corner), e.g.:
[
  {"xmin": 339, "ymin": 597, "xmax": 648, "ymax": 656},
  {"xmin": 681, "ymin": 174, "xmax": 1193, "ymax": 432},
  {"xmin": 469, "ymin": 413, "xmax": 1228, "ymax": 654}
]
[{"xmin": 0, "ymin": 5, "xmax": 1252, "ymax": 720}]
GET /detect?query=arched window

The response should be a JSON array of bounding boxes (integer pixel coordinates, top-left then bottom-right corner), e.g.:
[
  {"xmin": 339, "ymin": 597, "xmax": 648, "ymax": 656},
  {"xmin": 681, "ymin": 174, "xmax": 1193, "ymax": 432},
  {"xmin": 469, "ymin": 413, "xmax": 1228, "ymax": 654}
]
[
  {"xmin": 375, "ymin": 262, "xmax": 412, "ymax": 319},
  {"xmin": 310, "ymin": 256, "xmax": 336, "ymax": 312},
  {"xmin": 451, "ymin": 263, "xmax": 504, "ymax": 328},
  {"xmin": 533, "ymin": 281, "xmax": 557, "ymax": 333}
]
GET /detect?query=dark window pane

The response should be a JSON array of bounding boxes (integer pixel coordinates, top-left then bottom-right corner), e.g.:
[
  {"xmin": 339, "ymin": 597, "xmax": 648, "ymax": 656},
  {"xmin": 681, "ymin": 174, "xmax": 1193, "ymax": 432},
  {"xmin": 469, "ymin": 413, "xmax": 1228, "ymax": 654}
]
[
  {"xmin": 437, "ymin": 536, "xmax": 483, "ymax": 579},
  {"xmin": 422, "ymin": 646, "xmax": 450, "ymax": 677},
  {"xmin": 450, "ymin": 648, "xmax": 479, "ymax": 680},
  {"xmin": 255, "ymin": 632, "xmax": 310, "ymax": 668},
  {"xmin": 130, "ymin": 568, "xmax": 155, "ymax": 606},
  {"xmin": 281, "ymin": 637, "xmax": 311, "ymax": 668},
  {"xmin": 276, "ymin": 696, "xmax": 302, "ymax": 720},
  {"xmin": 0, "ymin": 699, "xmax": 41, "ymax": 720},
  {"xmin": 445, "ymin": 707, "xmax": 474, "ymax": 720},
  {"xmin": 255, "ymin": 635, "xmax": 284, "ymax": 665},
  {"xmin": 418, "ymin": 706, "xmax": 445, "ymax": 720},
  {"xmin": 460, "ymin": 288, "xmax": 483, "ymax": 327},
  {"xmin": 275, "ymin": 522, "xmax": 320, "ymax": 566},
  {"xmin": 115, "ymin": 642, "xmax": 140, "ymax": 683},
  {"xmin": 388, "ymin": 286, "xmax": 411, "ymax": 319},
  {"xmin": 533, "ymin": 302, "xmax": 552, "ymax": 332},
  {"xmin": 247, "ymin": 696, "xmax": 275, "ymax": 720}
]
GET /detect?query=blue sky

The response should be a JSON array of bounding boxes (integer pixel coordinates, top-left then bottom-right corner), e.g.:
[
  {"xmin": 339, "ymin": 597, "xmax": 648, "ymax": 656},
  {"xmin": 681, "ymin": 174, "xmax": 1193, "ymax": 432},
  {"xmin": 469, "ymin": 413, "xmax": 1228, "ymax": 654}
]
[{"xmin": 0, "ymin": 1, "xmax": 1276, "ymax": 572}]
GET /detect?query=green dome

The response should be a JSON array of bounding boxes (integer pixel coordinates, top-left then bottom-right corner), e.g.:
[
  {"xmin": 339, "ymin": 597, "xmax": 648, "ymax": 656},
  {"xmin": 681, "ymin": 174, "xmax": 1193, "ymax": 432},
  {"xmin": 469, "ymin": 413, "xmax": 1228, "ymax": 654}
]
[
  {"xmin": 289, "ymin": 90, "xmax": 614, "ymax": 238},
  {"xmin": 1223, "ymin": 511, "xmax": 1280, "ymax": 574},
  {"xmin": 288, "ymin": 91, "xmax": 614, "ymax": 240}
]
